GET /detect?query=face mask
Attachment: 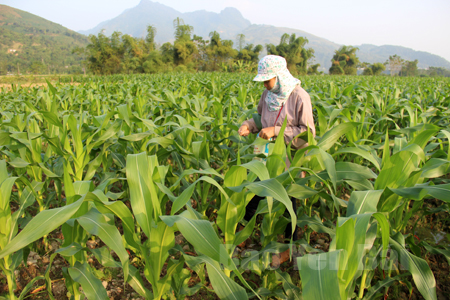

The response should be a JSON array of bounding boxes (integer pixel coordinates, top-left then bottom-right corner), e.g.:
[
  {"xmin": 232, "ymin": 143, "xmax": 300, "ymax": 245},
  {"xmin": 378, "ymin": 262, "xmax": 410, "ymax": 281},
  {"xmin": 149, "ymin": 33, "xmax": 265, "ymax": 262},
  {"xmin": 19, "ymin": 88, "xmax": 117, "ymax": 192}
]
[{"xmin": 269, "ymin": 77, "xmax": 280, "ymax": 94}]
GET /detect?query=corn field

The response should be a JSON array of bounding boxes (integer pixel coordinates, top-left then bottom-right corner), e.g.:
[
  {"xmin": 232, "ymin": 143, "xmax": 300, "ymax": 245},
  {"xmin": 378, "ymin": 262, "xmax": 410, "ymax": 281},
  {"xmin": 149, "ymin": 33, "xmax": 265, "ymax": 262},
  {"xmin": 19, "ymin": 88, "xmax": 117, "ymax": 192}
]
[{"xmin": 0, "ymin": 74, "xmax": 449, "ymax": 300}]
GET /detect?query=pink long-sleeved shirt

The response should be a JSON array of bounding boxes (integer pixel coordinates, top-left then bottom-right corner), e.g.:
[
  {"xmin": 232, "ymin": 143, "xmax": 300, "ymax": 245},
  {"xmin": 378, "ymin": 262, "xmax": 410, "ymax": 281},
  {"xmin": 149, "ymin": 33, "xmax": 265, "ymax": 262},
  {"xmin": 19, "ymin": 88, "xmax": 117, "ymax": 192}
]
[{"xmin": 243, "ymin": 85, "xmax": 316, "ymax": 149}]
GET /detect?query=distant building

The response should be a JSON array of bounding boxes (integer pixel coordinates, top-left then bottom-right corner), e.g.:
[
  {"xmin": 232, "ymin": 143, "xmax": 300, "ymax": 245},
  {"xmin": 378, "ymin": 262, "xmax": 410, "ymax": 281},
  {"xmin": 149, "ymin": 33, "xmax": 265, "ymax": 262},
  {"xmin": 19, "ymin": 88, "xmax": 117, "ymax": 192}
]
[{"xmin": 8, "ymin": 49, "xmax": 17, "ymax": 53}]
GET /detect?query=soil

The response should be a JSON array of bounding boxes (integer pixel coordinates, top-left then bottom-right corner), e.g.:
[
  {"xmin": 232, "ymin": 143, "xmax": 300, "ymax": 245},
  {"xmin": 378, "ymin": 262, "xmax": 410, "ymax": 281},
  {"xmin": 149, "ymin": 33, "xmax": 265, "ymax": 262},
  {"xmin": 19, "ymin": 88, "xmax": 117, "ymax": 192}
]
[
  {"xmin": 1, "ymin": 198, "xmax": 449, "ymax": 299},
  {"xmin": 0, "ymin": 82, "xmax": 81, "ymax": 90}
]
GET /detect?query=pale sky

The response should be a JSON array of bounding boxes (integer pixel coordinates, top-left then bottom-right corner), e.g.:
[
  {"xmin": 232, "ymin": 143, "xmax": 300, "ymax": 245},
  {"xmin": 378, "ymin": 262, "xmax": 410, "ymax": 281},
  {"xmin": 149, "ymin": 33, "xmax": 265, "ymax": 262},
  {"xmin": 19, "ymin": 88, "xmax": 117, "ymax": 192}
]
[{"xmin": 2, "ymin": 0, "xmax": 450, "ymax": 62}]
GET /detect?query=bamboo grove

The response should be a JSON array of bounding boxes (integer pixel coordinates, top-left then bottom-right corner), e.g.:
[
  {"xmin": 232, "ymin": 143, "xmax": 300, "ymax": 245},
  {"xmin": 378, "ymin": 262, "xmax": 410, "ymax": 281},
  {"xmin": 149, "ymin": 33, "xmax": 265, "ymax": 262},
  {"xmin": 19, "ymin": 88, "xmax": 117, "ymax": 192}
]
[{"xmin": 0, "ymin": 74, "xmax": 449, "ymax": 300}]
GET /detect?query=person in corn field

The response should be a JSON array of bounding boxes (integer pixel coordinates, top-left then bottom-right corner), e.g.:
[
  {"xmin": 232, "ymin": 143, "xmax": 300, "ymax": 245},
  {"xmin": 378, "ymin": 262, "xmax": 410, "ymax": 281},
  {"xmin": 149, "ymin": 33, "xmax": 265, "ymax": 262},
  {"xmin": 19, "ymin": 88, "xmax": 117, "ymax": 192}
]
[{"xmin": 238, "ymin": 55, "xmax": 316, "ymax": 264}]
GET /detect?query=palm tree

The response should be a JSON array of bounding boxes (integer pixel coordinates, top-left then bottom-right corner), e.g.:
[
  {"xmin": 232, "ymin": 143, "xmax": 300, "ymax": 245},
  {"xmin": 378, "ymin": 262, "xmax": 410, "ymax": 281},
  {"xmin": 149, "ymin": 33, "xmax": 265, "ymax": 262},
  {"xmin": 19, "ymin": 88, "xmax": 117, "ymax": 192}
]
[{"xmin": 266, "ymin": 33, "xmax": 314, "ymax": 75}]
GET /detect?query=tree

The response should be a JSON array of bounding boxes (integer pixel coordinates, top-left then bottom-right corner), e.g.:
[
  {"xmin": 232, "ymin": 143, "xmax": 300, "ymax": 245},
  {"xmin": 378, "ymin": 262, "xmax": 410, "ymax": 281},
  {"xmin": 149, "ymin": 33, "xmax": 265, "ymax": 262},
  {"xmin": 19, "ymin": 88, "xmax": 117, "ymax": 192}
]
[
  {"xmin": 143, "ymin": 50, "xmax": 165, "ymax": 73},
  {"xmin": 29, "ymin": 61, "xmax": 46, "ymax": 74},
  {"xmin": 329, "ymin": 46, "xmax": 359, "ymax": 75},
  {"xmin": 307, "ymin": 63, "xmax": 321, "ymax": 75},
  {"xmin": 145, "ymin": 25, "xmax": 157, "ymax": 51},
  {"xmin": 71, "ymin": 46, "xmax": 87, "ymax": 75},
  {"xmin": 427, "ymin": 67, "xmax": 450, "ymax": 77},
  {"xmin": 371, "ymin": 62, "xmax": 386, "ymax": 75},
  {"xmin": 236, "ymin": 34, "xmax": 246, "ymax": 52},
  {"xmin": 236, "ymin": 44, "xmax": 263, "ymax": 63},
  {"xmin": 173, "ymin": 18, "xmax": 193, "ymax": 41},
  {"xmin": 266, "ymin": 33, "xmax": 314, "ymax": 75},
  {"xmin": 206, "ymin": 31, "xmax": 237, "ymax": 71},
  {"xmin": 170, "ymin": 18, "xmax": 197, "ymax": 69},
  {"xmin": 385, "ymin": 55, "xmax": 403, "ymax": 76},
  {"xmin": 362, "ymin": 62, "xmax": 386, "ymax": 76},
  {"xmin": 400, "ymin": 59, "xmax": 418, "ymax": 76}
]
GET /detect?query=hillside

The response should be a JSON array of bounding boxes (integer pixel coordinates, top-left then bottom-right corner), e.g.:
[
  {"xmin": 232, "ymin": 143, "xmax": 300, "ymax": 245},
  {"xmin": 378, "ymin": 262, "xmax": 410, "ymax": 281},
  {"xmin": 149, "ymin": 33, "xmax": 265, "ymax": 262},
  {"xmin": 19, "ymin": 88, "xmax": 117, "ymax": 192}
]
[
  {"xmin": 80, "ymin": 0, "xmax": 450, "ymax": 71},
  {"xmin": 79, "ymin": 0, "xmax": 250, "ymax": 42},
  {"xmin": 356, "ymin": 44, "xmax": 450, "ymax": 69},
  {"xmin": 0, "ymin": 5, "xmax": 89, "ymax": 75}
]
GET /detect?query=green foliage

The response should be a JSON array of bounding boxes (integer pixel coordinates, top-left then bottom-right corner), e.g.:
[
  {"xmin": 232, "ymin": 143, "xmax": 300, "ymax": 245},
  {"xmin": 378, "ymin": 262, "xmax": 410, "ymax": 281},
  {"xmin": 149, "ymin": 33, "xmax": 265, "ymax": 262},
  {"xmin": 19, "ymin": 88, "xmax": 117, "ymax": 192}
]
[
  {"xmin": 307, "ymin": 63, "xmax": 321, "ymax": 75},
  {"xmin": 0, "ymin": 5, "xmax": 88, "ymax": 75},
  {"xmin": 205, "ymin": 31, "xmax": 238, "ymax": 71},
  {"xmin": 362, "ymin": 62, "xmax": 386, "ymax": 76},
  {"xmin": 329, "ymin": 62, "xmax": 344, "ymax": 75},
  {"xmin": 0, "ymin": 72, "xmax": 449, "ymax": 300},
  {"xmin": 329, "ymin": 45, "xmax": 360, "ymax": 75},
  {"xmin": 400, "ymin": 59, "xmax": 419, "ymax": 76},
  {"xmin": 425, "ymin": 66, "xmax": 450, "ymax": 77},
  {"xmin": 386, "ymin": 54, "xmax": 404, "ymax": 76},
  {"xmin": 266, "ymin": 33, "xmax": 314, "ymax": 75}
]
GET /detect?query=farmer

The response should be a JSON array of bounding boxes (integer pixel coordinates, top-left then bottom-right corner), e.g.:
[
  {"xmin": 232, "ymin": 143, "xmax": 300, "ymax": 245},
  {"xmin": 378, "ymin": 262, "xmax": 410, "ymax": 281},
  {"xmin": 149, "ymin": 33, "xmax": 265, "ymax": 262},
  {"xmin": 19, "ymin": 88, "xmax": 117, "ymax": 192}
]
[
  {"xmin": 238, "ymin": 55, "xmax": 315, "ymax": 263},
  {"xmin": 238, "ymin": 55, "xmax": 315, "ymax": 148}
]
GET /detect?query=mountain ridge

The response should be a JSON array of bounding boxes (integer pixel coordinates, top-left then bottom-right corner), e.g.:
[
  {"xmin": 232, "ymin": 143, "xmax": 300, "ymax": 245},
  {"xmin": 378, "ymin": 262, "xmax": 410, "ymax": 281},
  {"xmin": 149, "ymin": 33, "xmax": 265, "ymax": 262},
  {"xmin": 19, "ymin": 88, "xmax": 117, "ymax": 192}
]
[
  {"xmin": 78, "ymin": 0, "xmax": 450, "ymax": 70},
  {"xmin": 0, "ymin": 4, "xmax": 88, "ymax": 74}
]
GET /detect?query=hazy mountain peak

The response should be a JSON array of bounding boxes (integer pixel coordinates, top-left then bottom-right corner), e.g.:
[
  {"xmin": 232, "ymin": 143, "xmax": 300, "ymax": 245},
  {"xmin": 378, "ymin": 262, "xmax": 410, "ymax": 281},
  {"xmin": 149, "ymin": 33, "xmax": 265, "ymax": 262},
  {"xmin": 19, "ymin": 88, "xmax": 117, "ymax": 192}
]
[{"xmin": 77, "ymin": 2, "xmax": 449, "ymax": 69}]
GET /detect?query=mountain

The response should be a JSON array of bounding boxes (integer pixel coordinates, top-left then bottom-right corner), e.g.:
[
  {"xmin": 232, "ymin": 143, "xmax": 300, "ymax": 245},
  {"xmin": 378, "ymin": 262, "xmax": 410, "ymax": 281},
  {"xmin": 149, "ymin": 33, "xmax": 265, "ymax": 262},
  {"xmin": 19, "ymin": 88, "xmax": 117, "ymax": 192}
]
[
  {"xmin": 0, "ymin": 5, "xmax": 89, "ymax": 74},
  {"xmin": 79, "ymin": 0, "xmax": 250, "ymax": 42},
  {"xmin": 80, "ymin": 0, "xmax": 450, "ymax": 71},
  {"xmin": 356, "ymin": 44, "xmax": 450, "ymax": 69}
]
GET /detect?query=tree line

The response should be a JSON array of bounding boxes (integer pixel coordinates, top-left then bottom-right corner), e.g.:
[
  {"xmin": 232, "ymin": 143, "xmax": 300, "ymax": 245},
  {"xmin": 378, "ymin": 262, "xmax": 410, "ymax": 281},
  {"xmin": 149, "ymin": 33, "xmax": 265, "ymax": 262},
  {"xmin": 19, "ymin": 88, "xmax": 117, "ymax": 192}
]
[
  {"xmin": 3, "ymin": 16, "xmax": 447, "ymax": 77},
  {"xmin": 328, "ymin": 48, "xmax": 447, "ymax": 77},
  {"xmin": 76, "ymin": 17, "xmax": 444, "ymax": 77},
  {"xmin": 72, "ymin": 18, "xmax": 323, "ymax": 76}
]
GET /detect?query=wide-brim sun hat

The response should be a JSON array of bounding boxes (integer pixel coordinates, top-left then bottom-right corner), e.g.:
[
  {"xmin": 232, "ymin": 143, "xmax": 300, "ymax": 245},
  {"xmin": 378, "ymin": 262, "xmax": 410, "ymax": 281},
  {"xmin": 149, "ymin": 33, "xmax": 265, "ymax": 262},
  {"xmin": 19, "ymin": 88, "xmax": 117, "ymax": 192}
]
[{"xmin": 253, "ymin": 55, "xmax": 287, "ymax": 81}]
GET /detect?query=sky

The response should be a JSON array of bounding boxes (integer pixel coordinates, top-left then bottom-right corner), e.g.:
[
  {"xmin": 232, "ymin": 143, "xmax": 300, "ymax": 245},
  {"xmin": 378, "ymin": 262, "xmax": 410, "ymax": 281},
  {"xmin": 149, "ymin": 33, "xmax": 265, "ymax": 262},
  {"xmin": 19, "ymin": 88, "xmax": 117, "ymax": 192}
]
[{"xmin": 2, "ymin": 0, "xmax": 450, "ymax": 62}]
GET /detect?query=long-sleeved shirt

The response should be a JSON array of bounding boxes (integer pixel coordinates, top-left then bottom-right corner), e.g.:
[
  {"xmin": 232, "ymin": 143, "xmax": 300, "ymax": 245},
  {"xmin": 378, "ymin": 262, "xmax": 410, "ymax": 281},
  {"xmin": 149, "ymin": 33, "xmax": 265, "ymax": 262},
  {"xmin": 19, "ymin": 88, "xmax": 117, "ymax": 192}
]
[{"xmin": 243, "ymin": 85, "xmax": 316, "ymax": 149}]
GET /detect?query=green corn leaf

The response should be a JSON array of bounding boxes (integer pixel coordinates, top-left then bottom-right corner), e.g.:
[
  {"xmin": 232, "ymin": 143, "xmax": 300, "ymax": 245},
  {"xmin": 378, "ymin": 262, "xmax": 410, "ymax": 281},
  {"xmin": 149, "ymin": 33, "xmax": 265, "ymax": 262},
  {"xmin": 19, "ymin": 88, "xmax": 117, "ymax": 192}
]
[
  {"xmin": 420, "ymin": 158, "xmax": 450, "ymax": 178},
  {"xmin": 206, "ymin": 258, "xmax": 248, "ymax": 300},
  {"xmin": 161, "ymin": 215, "xmax": 260, "ymax": 299},
  {"xmin": 441, "ymin": 130, "xmax": 450, "ymax": 160},
  {"xmin": 389, "ymin": 184, "xmax": 450, "ymax": 202},
  {"xmin": 240, "ymin": 160, "xmax": 270, "ymax": 181},
  {"xmin": 297, "ymin": 251, "xmax": 342, "ymax": 300},
  {"xmin": 127, "ymin": 265, "xmax": 154, "ymax": 299},
  {"xmin": 126, "ymin": 152, "xmax": 156, "ymax": 237},
  {"xmin": 229, "ymin": 178, "xmax": 297, "ymax": 237},
  {"xmin": 275, "ymin": 271, "xmax": 302, "ymax": 300},
  {"xmin": 317, "ymin": 122, "xmax": 359, "ymax": 151},
  {"xmin": 149, "ymin": 221, "xmax": 175, "ymax": 286},
  {"xmin": 335, "ymin": 162, "xmax": 377, "ymax": 181},
  {"xmin": 160, "ymin": 215, "xmax": 231, "ymax": 266},
  {"xmin": 18, "ymin": 276, "xmax": 46, "ymax": 300},
  {"xmin": 390, "ymin": 233, "xmax": 437, "ymax": 300},
  {"xmin": 346, "ymin": 190, "xmax": 384, "ymax": 216},
  {"xmin": 420, "ymin": 241, "xmax": 450, "ymax": 264},
  {"xmin": 0, "ymin": 196, "xmax": 85, "ymax": 260},
  {"xmin": 297, "ymin": 214, "xmax": 335, "ymax": 237},
  {"xmin": 320, "ymin": 148, "xmax": 337, "ymax": 192},
  {"xmin": 39, "ymin": 111, "xmax": 63, "ymax": 128},
  {"xmin": 92, "ymin": 196, "xmax": 141, "ymax": 250},
  {"xmin": 8, "ymin": 157, "xmax": 30, "ymax": 168},
  {"xmin": 362, "ymin": 274, "xmax": 409, "ymax": 300},
  {"xmin": 334, "ymin": 147, "xmax": 381, "ymax": 171},
  {"xmin": 287, "ymin": 184, "xmax": 319, "ymax": 200},
  {"xmin": 77, "ymin": 208, "xmax": 129, "ymax": 280},
  {"xmin": 218, "ymin": 165, "xmax": 247, "ymax": 245},
  {"xmin": 90, "ymin": 246, "xmax": 121, "ymax": 268},
  {"xmin": 68, "ymin": 261, "xmax": 109, "ymax": 300},
  {"xmin": 171, "ymin": 176, "xmax": 232, "ymax": 215}
]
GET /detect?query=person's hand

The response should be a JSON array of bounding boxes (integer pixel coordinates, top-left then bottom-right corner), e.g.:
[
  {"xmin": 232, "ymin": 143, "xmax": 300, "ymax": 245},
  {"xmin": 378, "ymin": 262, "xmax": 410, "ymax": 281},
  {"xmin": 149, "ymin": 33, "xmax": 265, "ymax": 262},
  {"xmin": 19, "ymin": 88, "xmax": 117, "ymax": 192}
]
[
  {"xmin": 259, "ymin": 127, "xmax": 275, "ymax": 140},
  {"xmin": 238, "ymin": 125, "xmax": 250, "ymax": 136}
]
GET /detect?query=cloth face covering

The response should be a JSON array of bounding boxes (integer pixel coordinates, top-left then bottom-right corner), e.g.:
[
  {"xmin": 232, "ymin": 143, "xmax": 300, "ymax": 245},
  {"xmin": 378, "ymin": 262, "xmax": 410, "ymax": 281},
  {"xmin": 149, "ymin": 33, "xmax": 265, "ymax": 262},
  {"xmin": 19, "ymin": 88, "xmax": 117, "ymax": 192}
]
[{"xmin": 254, "ymin": 55, "xmax": 301, "ymax": 112}]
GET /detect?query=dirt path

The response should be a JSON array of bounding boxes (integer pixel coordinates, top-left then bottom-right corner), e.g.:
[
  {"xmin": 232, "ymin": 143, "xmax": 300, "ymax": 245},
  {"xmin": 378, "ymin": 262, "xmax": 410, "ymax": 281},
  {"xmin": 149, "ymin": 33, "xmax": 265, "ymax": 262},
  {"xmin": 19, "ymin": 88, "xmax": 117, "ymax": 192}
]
[{"xmin": 0, "ymin": 82, "xmax": 82, "ymax": 90}]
